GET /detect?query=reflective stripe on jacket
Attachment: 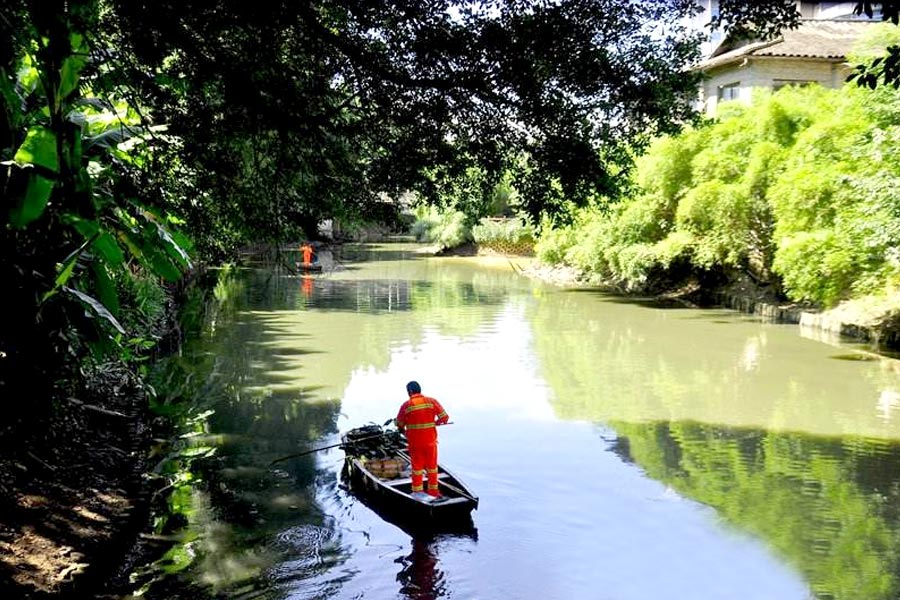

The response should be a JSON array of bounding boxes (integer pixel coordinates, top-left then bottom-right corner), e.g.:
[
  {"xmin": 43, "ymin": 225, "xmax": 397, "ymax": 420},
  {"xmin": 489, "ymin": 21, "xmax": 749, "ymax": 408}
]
[{"xmin": 396, "ymin": 393, "xmax": 448, "ymax": 446}]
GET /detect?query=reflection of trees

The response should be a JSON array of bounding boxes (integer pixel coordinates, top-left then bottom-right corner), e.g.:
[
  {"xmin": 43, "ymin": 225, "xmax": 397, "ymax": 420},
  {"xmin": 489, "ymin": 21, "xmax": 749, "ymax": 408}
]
[
  {"xmin": 528, "ymin": 289, "xmax": 900, "ymax": 438},
  {"xmin": 396, "ymin": 538, "xmax": 446, "ymax": 600},
  {"xmin": 145, "ymin": 266, "xmax": 344, "ymax": 595},
  {"xmin": 526, "ymin": 287, "xmax": 900, "ymax": 599},
  {"xmin": 612, "ymin": 420, "xmax": 900, "ymax": 600},
  {"xmin": 143, "ymin": 247, "xmax": 519, "ymax": 595}
]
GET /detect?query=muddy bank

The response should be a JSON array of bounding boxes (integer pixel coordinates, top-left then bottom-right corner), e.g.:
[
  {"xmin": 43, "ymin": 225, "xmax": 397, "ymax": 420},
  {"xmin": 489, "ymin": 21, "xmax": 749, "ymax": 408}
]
[
  {"xmin": 516, "ymin": 260, "xmax": 900, "ymax": 353},
  {"xmin": 0, "ymin": 364, "xmax": 154, "ymax": 599},
  {"xmin": 0, "ymin": 272, "xmax": 199, "ymax": 598}
]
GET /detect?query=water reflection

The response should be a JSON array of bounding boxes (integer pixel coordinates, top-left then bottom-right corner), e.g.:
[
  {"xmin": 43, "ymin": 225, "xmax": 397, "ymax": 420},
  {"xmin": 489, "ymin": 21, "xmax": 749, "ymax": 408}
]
[
  {"xmin": 396, "ymin": 538, "xmax": 445, "ymax": 600},
  {"xmin": 137, "ymin": 243, "xmax": 900, "ymax": 600},
  {"xmin": 611, "ymin": 420, "xmax": 900, "ymax": 600}
]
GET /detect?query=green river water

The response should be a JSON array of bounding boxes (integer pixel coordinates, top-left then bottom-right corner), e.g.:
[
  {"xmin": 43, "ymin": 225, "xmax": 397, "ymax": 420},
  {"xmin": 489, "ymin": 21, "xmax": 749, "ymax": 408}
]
[{"xmin": 138, "ymin": 242, "xmax": 900, "ymax": 600}]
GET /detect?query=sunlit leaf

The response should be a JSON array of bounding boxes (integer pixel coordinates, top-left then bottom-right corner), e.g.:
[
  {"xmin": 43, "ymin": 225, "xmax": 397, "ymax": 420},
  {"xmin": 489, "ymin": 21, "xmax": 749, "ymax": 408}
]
[
  {"xmin": 58, "ymin": 52, "xmax": 87, "ymax": 101},
  {"xmin": 142, "ymin": 238, "xmax": 183, "ymax": 282},
  {"xmin": 14, "ymin": 125, "xmax": 59, "ymax": 172},
  {"xmin": 84, "ymin": 125, "xmax": 146, "ymax": 152},
  {"xmin": 154, "ymin": 221, "xmax": 193, "ymax": 269}
]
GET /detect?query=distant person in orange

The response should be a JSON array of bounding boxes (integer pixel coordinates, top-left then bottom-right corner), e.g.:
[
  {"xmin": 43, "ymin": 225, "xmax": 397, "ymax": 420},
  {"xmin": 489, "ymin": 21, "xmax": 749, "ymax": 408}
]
[
  {"xmin": 395, "ymin": 381, "xmax": 449, "ymax": 500},
  {"xmin": 299, "ymin": 241, "xmax": 315, "ymax": 266}
]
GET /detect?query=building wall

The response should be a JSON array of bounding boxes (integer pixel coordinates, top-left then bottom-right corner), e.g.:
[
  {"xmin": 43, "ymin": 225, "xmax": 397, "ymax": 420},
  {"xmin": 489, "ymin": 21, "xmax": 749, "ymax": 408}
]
[
  {"xmin": 699, "ymin": 58, "xmax": 851, "ymax": 116},
  {"xmin": 812, "ymin": 2, "xmax": 865, "ymax": 19}
]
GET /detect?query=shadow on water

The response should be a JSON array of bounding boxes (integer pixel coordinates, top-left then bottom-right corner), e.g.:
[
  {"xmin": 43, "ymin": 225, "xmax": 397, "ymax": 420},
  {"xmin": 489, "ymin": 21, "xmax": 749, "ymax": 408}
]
[
  {"xmin": 130, "ymin": 265, "xmax": 349, "ymax": 598},
  {"xmin": 350, "ymin": 488, "xmax": 479, "ymax": 542}
]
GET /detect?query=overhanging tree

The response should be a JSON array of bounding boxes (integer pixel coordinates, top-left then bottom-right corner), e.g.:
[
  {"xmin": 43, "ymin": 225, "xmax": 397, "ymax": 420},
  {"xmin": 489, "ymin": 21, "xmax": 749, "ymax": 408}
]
[{"xmin": 105, "ymin": 0, "xmax": 708, "ymax": 228}]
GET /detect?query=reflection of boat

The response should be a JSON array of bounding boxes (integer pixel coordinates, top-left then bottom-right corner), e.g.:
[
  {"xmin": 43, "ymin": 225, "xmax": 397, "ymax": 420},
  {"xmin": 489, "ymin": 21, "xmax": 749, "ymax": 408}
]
[
  {"xmin": 340, "ymin": 425, "xmax": 479, "ymax": 530},
  {"xmin": 295, "ymin": 262, "xmax": 323, "ymax": 272}
]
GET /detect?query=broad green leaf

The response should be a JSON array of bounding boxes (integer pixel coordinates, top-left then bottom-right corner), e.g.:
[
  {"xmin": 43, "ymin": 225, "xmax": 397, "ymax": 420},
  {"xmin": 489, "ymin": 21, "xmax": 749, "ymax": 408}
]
[
  {"xmin": 41, "ymin": 253, "xmax": 78, "ymax": 304},
  {"xmin": 15, "ymin": 126, "xmax": 59, "ymax": 172},
  {"xmin": 154, "ymin": 221, "xmax": 192, "ymax": 269},
  {"xmin": 66, "ymin": 214, "xmax": 126, "ymax": 266},
  {"xmin": 93, "ymin": 231, "xmax": 125, "ymax": 267},
  {"xmin": 117, "ymin": 219, "xmax": 182, "ymax": 281},
  {"xmin": 117, "ymin": 227, "xmax": 144, "ymax": 261},
  {"xmin": 58, "ymin": 33, "xmax": 88, "ymax": 102},
  {"xmin": 92, "ymin": 261, "xmax": 120, "ymax": 317},
  {"xmin": 40, "ymin": 232, "xmax": 99, "ymax": 303},
  {"xmin": 17, "ymin": 54, "xmax": 40, "ymax": 95},
  {"xmin": 84, "ymin": 126, "xmax": 144, "ymax": 152},
  {"xmin": 58, "ymin": 55, "xmax": 86, "ymax": 102},
  {"xmin": 10, "ymin": 173, "xmax": 54, "ymax": 228},
  {"xmin": 63, "ymin": 213, "xmax": 96, "ymax": 235},
  {"xmin": 141, "ymin": 238, "xmax": 183, "ymax": 282},
  {"xmin": 65, "ymin": 286, "xmax": 126, "ymax": 334},
  {"xmin": 169, "ymin": 229, "xmax": 194, "ymax": 256}
]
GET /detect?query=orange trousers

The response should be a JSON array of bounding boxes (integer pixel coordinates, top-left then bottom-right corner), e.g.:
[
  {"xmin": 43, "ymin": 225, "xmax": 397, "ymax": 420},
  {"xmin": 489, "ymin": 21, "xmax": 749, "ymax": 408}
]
[{"xmin": 409, "ymin": 443, "xmax": 439, "ymax": 496}]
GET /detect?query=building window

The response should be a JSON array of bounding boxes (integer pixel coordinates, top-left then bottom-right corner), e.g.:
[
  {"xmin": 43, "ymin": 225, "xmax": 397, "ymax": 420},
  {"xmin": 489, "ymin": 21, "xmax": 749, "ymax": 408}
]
[
  {"xmin": 718, "ymin": 82, "xmax": 740, "ymax": 102},
  {"xmin": 773, "ymin": 79, "xmax": 815, "ymax": 91}
]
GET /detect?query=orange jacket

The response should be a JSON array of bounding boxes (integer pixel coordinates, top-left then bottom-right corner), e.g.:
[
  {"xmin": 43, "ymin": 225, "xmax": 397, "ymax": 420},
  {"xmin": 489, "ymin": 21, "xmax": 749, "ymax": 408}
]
[
  {"xmin": 396, "ymin": 393, "xmax": 449, "ymax": 447},
  {"xmin": 300, "ymin": 244, "xmax": 314, "ymax": 264}
]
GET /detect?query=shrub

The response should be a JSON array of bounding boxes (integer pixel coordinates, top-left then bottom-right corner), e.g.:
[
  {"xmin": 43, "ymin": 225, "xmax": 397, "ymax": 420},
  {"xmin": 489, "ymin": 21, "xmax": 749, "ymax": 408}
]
[
  {"xmin": 472, "ymin": 217, "xmax": 534, "ymax": 245},
  {"xmin": 410, "ymin": 206, "xmax": 471, "ymax": 250},
  {"xmin": 772, "ymin": 230, "xmax": 857, "ymax": 306},
  {"xmin": 534, "ymin": 221, "xmax": 577, "ymax": 265}
]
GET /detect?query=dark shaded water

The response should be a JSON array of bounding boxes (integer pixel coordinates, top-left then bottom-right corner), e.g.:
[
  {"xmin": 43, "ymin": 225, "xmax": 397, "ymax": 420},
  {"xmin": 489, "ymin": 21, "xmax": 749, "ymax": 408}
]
[{"xmin": 138, "ymin": 243, "xmax": 900, "ymax": 600}]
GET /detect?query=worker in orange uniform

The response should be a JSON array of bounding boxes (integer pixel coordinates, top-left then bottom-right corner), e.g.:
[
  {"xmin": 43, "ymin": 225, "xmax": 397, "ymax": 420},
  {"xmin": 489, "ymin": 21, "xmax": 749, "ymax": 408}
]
[
  {"xmin": 395, "ymin": 381, "xmax": 449, "ymax": 500},
  {"xmin": 299, "ymin": 241, "xmax": 315, "ymax": 266}
]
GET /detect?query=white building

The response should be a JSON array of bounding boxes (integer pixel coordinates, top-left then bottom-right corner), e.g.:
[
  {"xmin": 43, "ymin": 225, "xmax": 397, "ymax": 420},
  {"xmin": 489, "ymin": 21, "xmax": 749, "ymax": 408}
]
[{"xmin": 693, "ymin": 1, "xmax": 876, "ymax": 116}]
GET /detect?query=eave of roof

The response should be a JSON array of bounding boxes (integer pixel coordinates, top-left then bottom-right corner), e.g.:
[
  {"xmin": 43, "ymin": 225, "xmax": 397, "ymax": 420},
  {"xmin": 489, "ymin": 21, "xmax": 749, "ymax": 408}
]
[{"xmin": 693, "ymin": 19, "xmax": 874, "ymax": 72}]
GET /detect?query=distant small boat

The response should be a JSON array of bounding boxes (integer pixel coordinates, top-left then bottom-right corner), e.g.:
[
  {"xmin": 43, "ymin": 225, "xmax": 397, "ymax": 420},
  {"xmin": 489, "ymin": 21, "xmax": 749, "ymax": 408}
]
[
  {"xmin": 295, "ymin": 262, "xmax": 322, "ymax": 272},
  {"xmin": 340, "ymin": 425, "xmax": 479, "ymax": 527}
]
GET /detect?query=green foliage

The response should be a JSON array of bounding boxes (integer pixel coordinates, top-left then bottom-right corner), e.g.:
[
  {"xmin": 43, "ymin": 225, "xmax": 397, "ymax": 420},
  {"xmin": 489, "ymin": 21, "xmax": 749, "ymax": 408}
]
[
  {"xmin": 534, "ymin": 218, "xmax": 577, "ymax": 266},
  {"xmin": 535, "ymin": 80, "xmax": 900, "ymax": 307},
  {"xmin": 773, "ymin": 230, "xmax": 857, "ymax": 305},
  {"xmin": 488, "ymin": 175, "xmax": 520, "ymax": 217},
  {"xmin": 107, "ymin": 0, "xmax": 707, "ymax": 226},
  {"xmin": 676, "ymin": 181, "xmax": 752, "ymax": 268},
  {"xmin": 410, "ymin": 206, "xmax": 471, "ymax": 250},
  {"xmin": 635, "ymin": 130, "xmax": 708, "ymax": 210},
  {"xmin": 0, "ymin": 1, "xmax": 194, "ymax": 420},
  {"xmin": 471, "ymin": 218, "xmax": 534, "ymax": 246},
  {"xmin": 849, "ymin": 23, "xmax": 900, "ymax": 65}
]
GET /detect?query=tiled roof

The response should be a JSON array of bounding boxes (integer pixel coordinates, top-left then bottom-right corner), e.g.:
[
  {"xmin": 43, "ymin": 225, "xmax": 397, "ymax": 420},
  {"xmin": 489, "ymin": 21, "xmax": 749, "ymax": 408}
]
[{"xmin": 697, "ymin": 20, "xmax": 874, "ymax": 71}]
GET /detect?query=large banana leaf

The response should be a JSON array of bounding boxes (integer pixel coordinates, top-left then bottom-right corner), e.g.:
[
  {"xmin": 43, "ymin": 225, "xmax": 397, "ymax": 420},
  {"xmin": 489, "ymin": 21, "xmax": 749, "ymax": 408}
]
[{"xmin": 65, "ymin": 287, "xmax": 126, "ymax": 334}]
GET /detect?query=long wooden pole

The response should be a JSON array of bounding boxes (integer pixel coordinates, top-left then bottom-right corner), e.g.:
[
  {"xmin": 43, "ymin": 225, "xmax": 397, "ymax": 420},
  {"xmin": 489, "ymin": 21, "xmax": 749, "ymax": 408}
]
[{"xmin": 269, "ymin": 430, "xmax": 389, "ymax": 465}]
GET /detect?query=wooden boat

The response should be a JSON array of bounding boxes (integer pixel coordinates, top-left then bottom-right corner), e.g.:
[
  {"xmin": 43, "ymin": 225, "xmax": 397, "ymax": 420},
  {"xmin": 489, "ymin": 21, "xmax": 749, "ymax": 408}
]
[
  {"xmin": 295, "ymin": 261, "xmax": 323, "ymax": 272},
  {"xmin": 340, "ymin": 425, "xmax": 479, "ymax": 526}
]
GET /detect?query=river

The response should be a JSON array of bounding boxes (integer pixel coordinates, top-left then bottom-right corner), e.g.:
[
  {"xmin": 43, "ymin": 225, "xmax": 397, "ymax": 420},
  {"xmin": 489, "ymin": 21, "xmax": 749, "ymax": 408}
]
[{"xmin": 139, "ymin": 242, "xmax": 900, "ymax": 600}]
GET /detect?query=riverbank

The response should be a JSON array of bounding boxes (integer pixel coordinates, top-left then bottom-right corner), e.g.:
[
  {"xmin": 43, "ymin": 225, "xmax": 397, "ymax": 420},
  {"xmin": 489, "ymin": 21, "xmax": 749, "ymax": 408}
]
[
  {"xmin": 452, "ymin": 247, "xmax": 900, "ymax": 354},
  {"xmin": 0, "ymin": 364, "xmax": 153, "ymax": 599},
  {"xmin": 535, "ymin": 263, "xmax": 900, "ymax": 353},
  {"xmin": 0, "ymin": 275, "xmax": 194, "ymax": 598}
]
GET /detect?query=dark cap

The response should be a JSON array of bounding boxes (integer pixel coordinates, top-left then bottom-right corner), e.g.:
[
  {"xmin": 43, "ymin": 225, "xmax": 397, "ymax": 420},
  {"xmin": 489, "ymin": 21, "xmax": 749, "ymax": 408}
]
[{"xmin": 406, "ymin": 381, "xmax": 421, "ymax": 395}]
